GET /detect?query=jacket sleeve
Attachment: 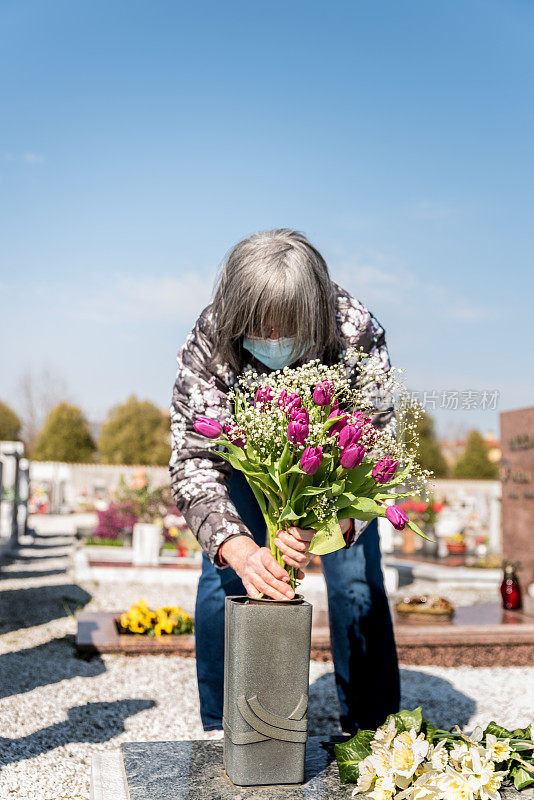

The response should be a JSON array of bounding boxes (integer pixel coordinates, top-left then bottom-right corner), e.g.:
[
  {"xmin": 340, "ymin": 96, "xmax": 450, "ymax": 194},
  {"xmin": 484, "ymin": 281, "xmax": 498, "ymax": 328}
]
[
  {"xmin": 335, "ymin": 290, "xmax": 395, "ymax": 547},
  {"xmin": 168, "ymin": 309, "xmax": 255, "ymax": 567}
]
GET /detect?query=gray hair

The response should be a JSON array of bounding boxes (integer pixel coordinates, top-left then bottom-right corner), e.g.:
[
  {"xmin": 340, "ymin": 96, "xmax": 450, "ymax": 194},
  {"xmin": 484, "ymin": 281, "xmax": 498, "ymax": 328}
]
[{"xmin": 211, "ymin": 228, "xmax": 342, "ymax": 371}]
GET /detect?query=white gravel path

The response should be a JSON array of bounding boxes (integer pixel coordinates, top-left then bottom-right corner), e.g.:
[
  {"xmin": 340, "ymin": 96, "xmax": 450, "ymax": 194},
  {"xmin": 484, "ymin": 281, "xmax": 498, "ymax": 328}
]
[{"xmin": 0, "ymin": 532, "xmax": 532, "ymax": 799}]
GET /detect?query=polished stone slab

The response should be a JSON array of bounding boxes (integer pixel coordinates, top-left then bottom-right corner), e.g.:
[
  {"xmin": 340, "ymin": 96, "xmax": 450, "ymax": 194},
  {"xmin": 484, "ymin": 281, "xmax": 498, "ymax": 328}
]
[{"xmin": 88, "ymin": 737, "xmax": 533, "ymax": 800}]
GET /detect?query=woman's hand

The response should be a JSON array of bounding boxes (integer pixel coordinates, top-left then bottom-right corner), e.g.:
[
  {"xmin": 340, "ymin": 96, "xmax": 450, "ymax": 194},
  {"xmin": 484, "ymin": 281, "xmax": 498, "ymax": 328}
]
[
  {"xmin": 219, "ymin": 536, "xmax": 296, "ymax": 600},
  {"xmin": 274, "ymin": 519, "xmax": 353, "ymax": 569},
  {"xmin": 273, "ymin": 527, "xmax": 316, "ymax": 570}
]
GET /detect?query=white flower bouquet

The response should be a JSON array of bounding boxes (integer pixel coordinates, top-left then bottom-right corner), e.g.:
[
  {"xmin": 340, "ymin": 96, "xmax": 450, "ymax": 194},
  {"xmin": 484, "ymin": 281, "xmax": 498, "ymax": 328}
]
[
  {"xmin": 335, "ymin": 708, "xmax": 534, "ymax": 798},
  {"xmin": 194, "ymin": 350, "xmax": 431, "ymax": 589}
]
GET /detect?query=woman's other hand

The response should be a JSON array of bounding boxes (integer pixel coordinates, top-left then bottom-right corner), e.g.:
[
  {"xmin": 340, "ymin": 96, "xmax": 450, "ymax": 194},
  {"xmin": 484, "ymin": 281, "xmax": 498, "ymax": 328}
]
[
  {"xmin": 274, "ymin": 519, "xmax": 352, "ymax": 569},
  {"xmin": 273, "ymin": 527, "xmax": 316, "ymax": 570}
]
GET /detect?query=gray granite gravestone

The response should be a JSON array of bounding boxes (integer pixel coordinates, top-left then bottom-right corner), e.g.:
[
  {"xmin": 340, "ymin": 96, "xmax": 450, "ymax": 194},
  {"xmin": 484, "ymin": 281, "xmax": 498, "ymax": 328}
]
[{"xmin": 90, "ymin": 737, "xmax": 533, "ymax": 800}]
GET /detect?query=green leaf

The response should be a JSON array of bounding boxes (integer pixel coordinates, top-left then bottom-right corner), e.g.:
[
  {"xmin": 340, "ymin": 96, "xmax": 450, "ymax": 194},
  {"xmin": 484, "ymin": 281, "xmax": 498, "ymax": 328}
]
[
  {"xmin": 512, "ymin": 764, "xmax": 534, "ymax": 791},
  {"xmin": 484, "ymin": 722, "xmax": 513, "ymax": 738},
  {"xmin": 406, "ymin": 519, "xmax": 434, "ymax": 543},
  {"xmin": 339, "ymin": 496, "xmax": 385, "ymax": 521},
  {"xmin": 334, "ymin": 492, "xmax": 358, "ymax": 511},
  {"xmin": 278, "ymin": 442, "xmax": 291, "ymax": 474},
  {"xmin": 267, "ymin": 463, "xmax": 283, "ymax": 491},
  {"xmin": 344, "ymin": 464, "xmax": 373, "ymax": 491},
  {"xmin": 247, "ymin": 481, "xmax": 267, "ymax": 515},
  {"xmin": 323, "ymin": 413, "xmax": 346, "ymax": 433},
  {"xmin": 334, "ymin": 729, "xmax": 375, "ymax": 783},
  {"xmin": 286, "ymin": 464, "xmax": 305, "ymax": 475},
  {"xmin": 421, "ymin": 718, "xmax": 438, "ymax": 743},
  {"xmin": 331, "ymin": 480, "xmax": 345, "ymax": 497},
  {"xmin": 386, "ymin": 708, "xmax": 423, "ymax": 734},
  {"xmin": 279, "ymin": 504, "xmax": 302, "ymax": 523},
  {"xmin": 308, "ymin": 518, "xmax": 346, "ymax": 555},
  {"xmin": 298, "ymin": 485, "xmax": 328, "ymax": 497},
  {"xmin": 384, "ymin": 464, "xmax": 411, "ymax": 488}
]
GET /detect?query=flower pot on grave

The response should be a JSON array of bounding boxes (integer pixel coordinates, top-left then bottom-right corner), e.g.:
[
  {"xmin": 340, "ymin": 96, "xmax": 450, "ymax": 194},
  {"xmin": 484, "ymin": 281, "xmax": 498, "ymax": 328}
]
[
  {"xmin": 131, "ymin": 522, "xmax": 162, "ymax": 566},
  {"xmin": 446, "ymin": 541, "xmax": 467, "ymax": 555},
  {"xmin": 223, "ymin": 595, "xmax": 312, "ymax": 787}
]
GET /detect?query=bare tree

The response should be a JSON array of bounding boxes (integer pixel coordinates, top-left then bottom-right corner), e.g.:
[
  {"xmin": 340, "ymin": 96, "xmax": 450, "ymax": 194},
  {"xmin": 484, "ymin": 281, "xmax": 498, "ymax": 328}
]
[{"xmin": 13, "ymin": 367, "xmax": 72, "ymax": 452}]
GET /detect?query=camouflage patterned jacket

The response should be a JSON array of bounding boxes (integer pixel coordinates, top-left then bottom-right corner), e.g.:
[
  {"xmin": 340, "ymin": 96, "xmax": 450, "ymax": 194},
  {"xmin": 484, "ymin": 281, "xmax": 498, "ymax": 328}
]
[{"xmin": 168, "ymin": 283, "xmax": 392, "ymax": 567}]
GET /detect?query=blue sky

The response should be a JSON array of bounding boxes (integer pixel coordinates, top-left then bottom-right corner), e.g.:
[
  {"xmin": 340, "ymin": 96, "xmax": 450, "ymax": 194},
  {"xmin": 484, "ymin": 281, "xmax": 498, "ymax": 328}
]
[{"xmin": 1, "ymin": 0, "xmax": 533, "ymax": 437}]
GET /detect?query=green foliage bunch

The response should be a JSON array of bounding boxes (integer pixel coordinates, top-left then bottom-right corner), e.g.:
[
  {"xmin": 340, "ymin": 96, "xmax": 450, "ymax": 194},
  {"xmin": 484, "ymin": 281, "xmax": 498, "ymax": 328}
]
[
  {"xmin": 454, "ymin": 430, "xmax": 498, "ymax": 479},
  {"xmin": 32, "ymin": 403, "xmax": 96, "ymax": 462},
  {"xmin": 0, "ymin": 400, "xmax": 21, "ymax": 441},
  {"xmin": 98, "ymin": 395, "xmax": 170, "ymax": 465}
]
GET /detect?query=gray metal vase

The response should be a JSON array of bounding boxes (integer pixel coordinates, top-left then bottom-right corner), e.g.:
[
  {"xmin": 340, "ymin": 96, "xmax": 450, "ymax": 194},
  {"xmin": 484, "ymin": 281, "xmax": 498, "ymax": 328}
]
[{"xmin": 223, "ymin": 596, "xmax": 312, "ymax": 787}]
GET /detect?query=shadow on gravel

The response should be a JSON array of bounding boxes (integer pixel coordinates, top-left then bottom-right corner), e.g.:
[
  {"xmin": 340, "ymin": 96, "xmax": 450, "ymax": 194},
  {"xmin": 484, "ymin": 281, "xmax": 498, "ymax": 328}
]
[
  {"xmin": 308, "ymin": 669, "xmax": 477, "ymax": 735},
  {"xmin": 0, "ymin": 583, "xmax": 91, "ymax": 633},
  {"xmin": 7, "ymin": 552, "xmax": 69, "ymax": 561},
  {"xmin": 0, "ymin": 568, "xmax": 66, "ymax": 580},
  {"xmin": 0, "ymin": 636, "xmax": 106, "ymax": 699},
  {"xmin": 400, "ymin": 668, "xmax": 477, "ymax": 729},
  {"xmin": 308, "ymin": 672, "xmax": 342, "ymax": 735},
  {"xmin": 0, "ymin": 699, "xmax": 156, "ymax": 767}
]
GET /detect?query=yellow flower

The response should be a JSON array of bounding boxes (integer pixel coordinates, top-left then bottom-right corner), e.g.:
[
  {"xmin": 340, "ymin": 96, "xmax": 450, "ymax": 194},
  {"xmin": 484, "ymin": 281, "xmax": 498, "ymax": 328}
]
[{"xmin": 120, "ymin": 600, "xmax": 193, "ymax": 635}]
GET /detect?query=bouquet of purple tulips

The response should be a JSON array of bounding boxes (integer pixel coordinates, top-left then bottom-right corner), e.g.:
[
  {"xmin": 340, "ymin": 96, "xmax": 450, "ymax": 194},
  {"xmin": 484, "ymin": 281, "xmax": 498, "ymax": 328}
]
[{"xmin": 194, "ymin": 351, "xmax": 431, "ymax": 590}]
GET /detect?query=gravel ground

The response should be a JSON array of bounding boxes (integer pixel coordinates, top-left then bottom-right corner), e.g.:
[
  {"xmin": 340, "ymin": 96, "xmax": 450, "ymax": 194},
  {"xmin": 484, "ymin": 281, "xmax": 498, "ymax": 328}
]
[{"xmin": 0, "ymin": 532, "xmax": 532, "ymax": 799}]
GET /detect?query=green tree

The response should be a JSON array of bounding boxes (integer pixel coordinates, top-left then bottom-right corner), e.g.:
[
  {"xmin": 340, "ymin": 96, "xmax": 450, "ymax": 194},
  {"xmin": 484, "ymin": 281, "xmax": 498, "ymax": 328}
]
[
  {"xmin": 405, "ymin": 405, "xmax": 448, "ymax": 477},
  {"xmin": 32, "ymin": 403, "xmax": 96, "ymax": 462},
  {"xmin": 98, "ymin": 395, "xmax": 171, "ymax": 465},
  {"xmin": 453, "ymin": 429, "xmax": 498, "ymax": 479},
  {"xmin": 0, "ymin": 400, "xmax": 22, "ymax": 441}
]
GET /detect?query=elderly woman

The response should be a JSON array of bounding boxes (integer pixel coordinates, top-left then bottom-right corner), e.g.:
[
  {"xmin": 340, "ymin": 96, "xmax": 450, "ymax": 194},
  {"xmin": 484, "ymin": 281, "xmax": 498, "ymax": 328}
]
[{"xmin": 169, "ymin": 229, "xmax": 400, "ymax": 737}]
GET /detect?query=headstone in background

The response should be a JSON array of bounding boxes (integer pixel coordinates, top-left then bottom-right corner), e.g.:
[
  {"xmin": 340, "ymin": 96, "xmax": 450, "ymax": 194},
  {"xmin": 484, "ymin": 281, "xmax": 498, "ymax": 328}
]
[
  {"xmin": 17, "ymin": 458, "xmax": 30, "ymax": 538},
  {"xmin": 131, "ymin": 522, "xmax": 162, "ymax": 566},
  {"xmin": 500, "ymin": 406, "xmax": 534, "ymax": 591},
  {"xmin": 0, "ymin": 441, "xmax": 25, "ymax": 546}
]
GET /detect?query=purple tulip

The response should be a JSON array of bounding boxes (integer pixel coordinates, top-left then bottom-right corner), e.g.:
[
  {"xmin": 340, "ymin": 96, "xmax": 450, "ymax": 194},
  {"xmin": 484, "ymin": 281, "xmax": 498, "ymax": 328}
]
[
  {"xmin": 224, "ymin": 423, "xmax": 245, "ymax": 448},
  {"xmin": 327, "ymin": 407, "xmax": 348, "ymax": 435},
  {"xmin": 338, "ymin": 424, "xmax": 363, "ymax": 449},
  {"xmin": 286, "ymin": 393, "xmax": 302, "ymax": 413},
  {"xmin": 312, "ymin": 380, "xmax": 334, "ymax": 406},
  {"xmin": 372, "ymin": 456, "xmax": 399, "ymax": 484},
  {"xmin": 287, "ymin": 420, "xmax": 309, "ymax": 446},
  {"xmin": 254, "ymin": 386, "xmax": 274, "ymax": 407},
  {"xmin": 290, "ymin": 406, "xmax": 309, "ymax": 424},
  {"xmin": 276, "ymin": 390, "xmax": 288, "ymax": 409},
  {"xmin": 385, "ymin": 505, "xmax": 408, "ymax": 530},
  {"xmin": 340, "ymin": 444, "xmax": 366, "ymax": 469},
  {"xmin": 300, "ymin": 445, "xmax": 323, "ymax": 475},
  {"xmin": 194, "ymin": 417, "xmax": 223, "ymax": 438}
]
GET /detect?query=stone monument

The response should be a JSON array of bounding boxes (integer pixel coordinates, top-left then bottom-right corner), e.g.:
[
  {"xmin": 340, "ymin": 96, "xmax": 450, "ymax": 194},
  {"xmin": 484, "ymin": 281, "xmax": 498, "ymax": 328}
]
[{"xmin": 500, "ymin": 406, "xmax": 534, "ymax": 590}]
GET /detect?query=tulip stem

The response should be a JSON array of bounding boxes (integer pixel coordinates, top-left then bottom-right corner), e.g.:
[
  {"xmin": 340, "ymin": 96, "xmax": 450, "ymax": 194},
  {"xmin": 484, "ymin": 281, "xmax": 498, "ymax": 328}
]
[{"xmin": 265, "ymin": 514, "xmax": 297, "ymax": 591}]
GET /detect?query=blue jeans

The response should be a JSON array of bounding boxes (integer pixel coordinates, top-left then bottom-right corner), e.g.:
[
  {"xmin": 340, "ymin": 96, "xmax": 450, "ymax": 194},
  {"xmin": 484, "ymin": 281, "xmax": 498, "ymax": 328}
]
[{"xmin": 194, "ymin": 471, "xmax": 400, "ymax": 733}]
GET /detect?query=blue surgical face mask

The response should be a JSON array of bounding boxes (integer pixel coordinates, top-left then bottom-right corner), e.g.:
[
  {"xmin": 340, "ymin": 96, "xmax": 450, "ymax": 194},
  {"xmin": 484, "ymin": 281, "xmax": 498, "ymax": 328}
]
[{"xmin": 243, "ymin": 336, "xmax": 306, "ymax": 371}]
